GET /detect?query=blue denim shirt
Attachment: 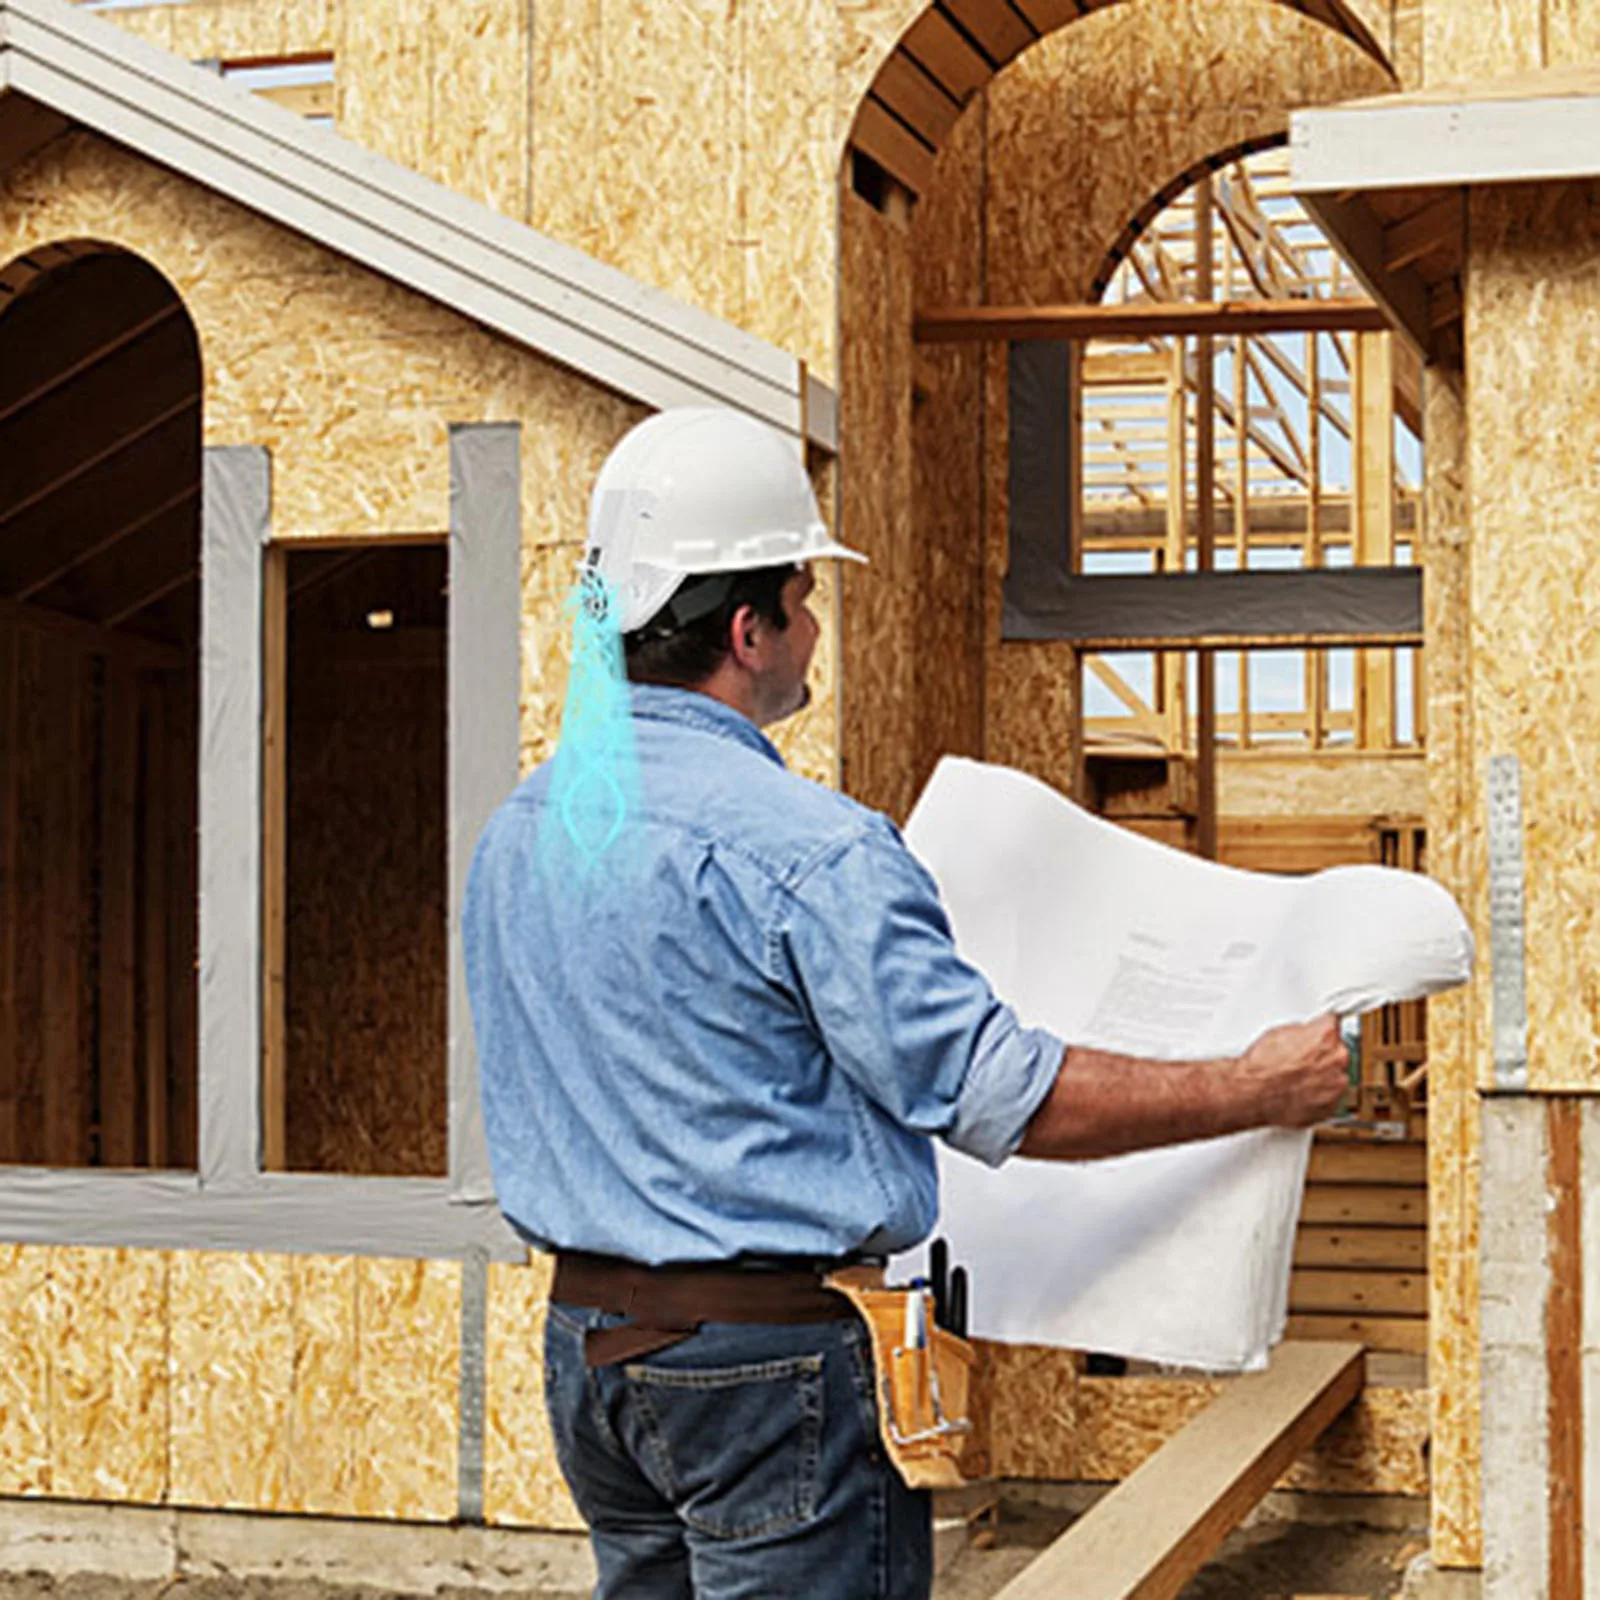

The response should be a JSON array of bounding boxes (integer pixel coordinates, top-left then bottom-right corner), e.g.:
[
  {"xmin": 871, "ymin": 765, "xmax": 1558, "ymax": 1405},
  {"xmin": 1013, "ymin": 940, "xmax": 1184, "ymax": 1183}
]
[{"xmin": 463, "ymin": 685, "xmax": 1062, "ymax": 1264}]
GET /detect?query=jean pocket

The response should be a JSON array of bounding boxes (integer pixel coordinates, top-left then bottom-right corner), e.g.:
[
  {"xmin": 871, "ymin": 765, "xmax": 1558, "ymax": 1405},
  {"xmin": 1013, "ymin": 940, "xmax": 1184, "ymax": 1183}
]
[{"xmin": 625, "ymin": 1354, "xmax": 824, "ymax": 1541}]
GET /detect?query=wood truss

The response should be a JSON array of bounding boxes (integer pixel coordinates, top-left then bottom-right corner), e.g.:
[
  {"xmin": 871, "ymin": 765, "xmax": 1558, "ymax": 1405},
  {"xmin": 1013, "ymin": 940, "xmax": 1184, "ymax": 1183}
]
[{"xmin": 1067, "ymin": 150, "xmax": 1423, "ymax": 760}]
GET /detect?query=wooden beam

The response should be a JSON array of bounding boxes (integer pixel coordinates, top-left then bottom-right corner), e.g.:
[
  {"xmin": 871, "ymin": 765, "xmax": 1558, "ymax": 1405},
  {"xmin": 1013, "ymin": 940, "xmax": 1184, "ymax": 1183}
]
[
  {"xmin": 139, "ymin": 677, "xmax": 169, "ymax": 1168},
  {"xmin": 0, "ymin": 304, "xmax": 183, "ymax": 429},
  {"xmin": 14, "ymin": 483, "xmax": 199, "ymax": 601},
  {"xmin": 0, "ymin": 396, "xmax": 199, "ymax": 533},
  {"xmin": 852, "ymin": 99, "xmax": 935, "ymax": 196},
  {"xmin": 993, "ymin": 1342, "xmax": 1365, "ymax": 1600},
  {"xmin": 1352, "ymin": 332, "xmax": 1395, "ymax": 750},
  {"xmin": 915, "ymin": 299, "xmax": 1391, "ymax": 344},
  {"xmin": 1297, "ymin": 192, "xmax": 1430, "ymax": 356},
  {"xmin": 260, "ymin": 546, "xmax": 288, "ymax": 1172},
  {"xmin": 0, "ymin": 95, "xmax": 70, "ymax": 176},
  {"xmin": 899, "ymin": 12, "xmax": 990, "ymax": 102},
  {"xmin": 872, "ymin": 52, "xmax": 963, "ymax": 147},
  {"xmin": 0, "ymin": 597, "xmax": 184, "ymax": 671},
  {"xmin": 1383, "ymin": 191, "xmax": 1463, "ymax": 274},
  {"xmin": 97, "ymin": 663, "xmax": 140, "ymax": 1166},
  {"xmin": 1194, "ymin": 178, "xmax": 1217, "ymax": 863},
  {"xmin": 1547, "ymin": 1098, "xmax": 1583, "ymax": 1600}
]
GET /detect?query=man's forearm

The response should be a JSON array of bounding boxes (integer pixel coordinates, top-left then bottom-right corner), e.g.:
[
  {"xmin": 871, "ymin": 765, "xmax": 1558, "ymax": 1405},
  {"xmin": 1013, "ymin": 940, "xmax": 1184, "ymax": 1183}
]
[{"xmin": 1017, "ymin": 1044, "xmax": 1292, "ymax": 1161}]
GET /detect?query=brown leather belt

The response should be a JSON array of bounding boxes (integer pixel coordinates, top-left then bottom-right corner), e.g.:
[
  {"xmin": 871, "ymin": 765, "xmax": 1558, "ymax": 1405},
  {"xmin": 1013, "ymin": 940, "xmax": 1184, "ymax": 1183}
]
[{"xmin": 553, "ymin": 1250, "xmax": 859, "ymax": 1367}]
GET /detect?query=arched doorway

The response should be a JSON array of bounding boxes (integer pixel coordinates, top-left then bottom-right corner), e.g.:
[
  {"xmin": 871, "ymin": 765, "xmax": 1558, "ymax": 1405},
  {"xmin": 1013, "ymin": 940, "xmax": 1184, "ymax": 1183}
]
[
  {"xmin": 845, "ymin": 0, "xmax": 1392, "ymax": 198},
  {"xmin": 0, "ymin": 245, "xmax": 201, "ymax": 1168}
]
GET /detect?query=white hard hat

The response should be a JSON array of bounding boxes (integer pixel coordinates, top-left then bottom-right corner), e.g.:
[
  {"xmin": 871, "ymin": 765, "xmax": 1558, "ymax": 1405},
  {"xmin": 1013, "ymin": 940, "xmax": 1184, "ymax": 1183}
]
[{"xmin": 585, "ymin": 407, "xmax": 867, "ymax": 633}]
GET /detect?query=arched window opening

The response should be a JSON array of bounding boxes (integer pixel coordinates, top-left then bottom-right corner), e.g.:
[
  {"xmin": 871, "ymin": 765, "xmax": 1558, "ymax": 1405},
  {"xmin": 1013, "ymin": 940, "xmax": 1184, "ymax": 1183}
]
[{"xmin": 0, "ymin": 246, "xmax": 202, "ymax": 1169}]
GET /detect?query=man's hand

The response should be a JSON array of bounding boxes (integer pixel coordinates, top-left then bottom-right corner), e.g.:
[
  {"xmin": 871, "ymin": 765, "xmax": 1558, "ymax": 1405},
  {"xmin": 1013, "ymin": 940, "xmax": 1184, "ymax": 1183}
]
[
  {"xmin": 1236, "ymin": 1014, "xmax": 1351, "ymax": 1128},
  {"xmin": 1017, "ymin": 1014, "xmax": 1351, "ymax": 1162}
]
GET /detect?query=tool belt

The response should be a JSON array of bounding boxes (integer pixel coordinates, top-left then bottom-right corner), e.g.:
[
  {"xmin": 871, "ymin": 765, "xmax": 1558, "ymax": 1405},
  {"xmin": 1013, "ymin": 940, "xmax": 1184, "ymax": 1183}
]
[
  {"xmin": 552, "ymin": 1250, "xmax": 857, "ymax": 1367},
  {"xmin": 552, "ymin": 1250, "xmax": 984, "ymax": 1491}
]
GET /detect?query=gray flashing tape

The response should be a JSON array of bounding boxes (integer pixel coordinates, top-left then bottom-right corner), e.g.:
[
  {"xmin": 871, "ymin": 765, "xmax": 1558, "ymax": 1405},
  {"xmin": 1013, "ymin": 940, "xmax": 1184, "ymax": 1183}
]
[
  {"xmin": 0, "ymin": 1168, "xmax": 523, "ymax": 1259},
  {"xmin": 1003, "ymin": 567, "xmax": 1424, "ymax": 645},
  {"xmin": 199, "ymin": 447, "xmax": 270, "ymax": 1188},
  {"xmin": 457, "ymin": 1246, "xmax": 490, "ymax": 1522},
  {"xmin": 1002, "ymin": 340, "xmax": 1074, "ymax": 638},
  {"xmin": 448, "ymin": 424, "xmax": 522, "ymax": 1205},
  {"xmin": 1487, "ymin": 753, "xmax": 1530, "ymax": 1091}
]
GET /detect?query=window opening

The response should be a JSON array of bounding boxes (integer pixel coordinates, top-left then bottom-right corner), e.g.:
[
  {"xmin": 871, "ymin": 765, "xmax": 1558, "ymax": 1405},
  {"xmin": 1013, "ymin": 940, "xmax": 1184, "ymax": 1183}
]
[{"xmin": 262, "ymin": 541, "xmax": 449, "ymax": 1176}]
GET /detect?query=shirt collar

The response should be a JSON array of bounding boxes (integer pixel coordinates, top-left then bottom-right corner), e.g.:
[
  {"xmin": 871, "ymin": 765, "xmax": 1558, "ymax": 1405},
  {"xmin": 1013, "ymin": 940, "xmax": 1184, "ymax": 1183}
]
[{"xmin": 630, "ymin": 683, "xmax": 787, "ymax": 769}]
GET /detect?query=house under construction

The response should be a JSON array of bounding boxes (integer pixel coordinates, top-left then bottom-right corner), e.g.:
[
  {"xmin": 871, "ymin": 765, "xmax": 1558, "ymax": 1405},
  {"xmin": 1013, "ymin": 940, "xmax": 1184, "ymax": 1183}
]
[{"xmin": 0, "ymin": 0, "xmax": 1595, "ymax": 1593}]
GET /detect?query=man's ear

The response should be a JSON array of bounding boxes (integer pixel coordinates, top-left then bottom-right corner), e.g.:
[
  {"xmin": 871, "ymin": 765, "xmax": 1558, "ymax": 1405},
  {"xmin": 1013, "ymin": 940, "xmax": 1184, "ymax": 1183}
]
[{"xmin": 727, "ymin": 602, "xmax": 761, "ymax": 667}]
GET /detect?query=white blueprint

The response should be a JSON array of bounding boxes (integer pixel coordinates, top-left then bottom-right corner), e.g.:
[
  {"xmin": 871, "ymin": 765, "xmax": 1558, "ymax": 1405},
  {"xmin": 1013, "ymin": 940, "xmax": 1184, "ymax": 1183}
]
[{"xmin": 901, "ymin": 757, "xmax": 1473, "ymax": 1372}]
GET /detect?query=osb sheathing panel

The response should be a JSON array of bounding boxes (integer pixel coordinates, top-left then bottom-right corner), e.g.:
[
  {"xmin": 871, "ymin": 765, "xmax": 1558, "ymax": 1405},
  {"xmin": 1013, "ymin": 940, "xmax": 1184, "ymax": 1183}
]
[
  {"xmin": 104, "ymin": 0, "xmax": 334, "ymax": 61},
  {"xmin": 352, "ymin": 1257, "xmax": 460, "ymax": 1519},
  {"xmin": 1422, "ymin": 0, "xmax": 1542, "ymax": 82},
  {"xmin": 48, "ymin": 1248, "xmax": 169, "ymax": 1505},
  {"xmin": 1467, "ymin": 182, "xmax": 1600, "ymax": 1094},
  {"xmin": 838, "ymin": 190, "xmax": 918, "ymax": 820},
  {"xmin": 484, "ymin": 1255, "xmax": 584, "ymax": 1531},
  {"xmin": 1073, "ymin": 1376, "xmax": 1427, "ymax": 1495},
  {"xmin": 911, "ymin": 105, "xmax": 988, "ymax": 779},
  {"xmin": 0, "ymin": 131, "xmax": 658, "ymax": 766},
  {"xmin": 166, "ymin": 1251, "xmax": 460, "ymax": 1519},
  {"xmin": 1422, "ymin": 363, "xmax": 1481, "ymax": 1568},
  {"xmin": 168, "ymin": 1252, "xmax": 296, "ymax": 1511},
  {"xmin": 0, "ymin": 1245, "xmax": 55, "ymax": 1496},
  {"xmin": 1218, "ymin": 751, "xmax": 1426, "ymax": 818},
  {"xmin": 530, "ymin": 0, "xmax": 836, "ymax": 374}
]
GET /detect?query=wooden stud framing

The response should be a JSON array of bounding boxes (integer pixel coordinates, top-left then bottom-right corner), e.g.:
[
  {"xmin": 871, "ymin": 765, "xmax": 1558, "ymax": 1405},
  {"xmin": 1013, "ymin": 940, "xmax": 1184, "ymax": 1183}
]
[
  {"xmin": 1193, "ymin": 175, "xmax": 1217, "ymax": 861},
  {"xmin": 1351, "ymin": 331, "xmax": 1395, "ymax": 749},
  {"xmin": 917, "ymin": 300, "xmax": 1391, "ymax": 344},
  {"xmin": 260, "ymin": 543, "xmax": 288, "ymax": 1173},
  {"xmin": 1547, "ymin": 1098, "xmax": 1583, "ymax": 1600}
]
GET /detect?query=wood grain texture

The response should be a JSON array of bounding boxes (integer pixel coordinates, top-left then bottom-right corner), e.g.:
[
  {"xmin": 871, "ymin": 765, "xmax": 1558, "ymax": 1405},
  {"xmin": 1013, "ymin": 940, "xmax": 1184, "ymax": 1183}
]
[{"xmin": 993, "ymin": 1343, "xmax": 1364, "ymax": 1600}]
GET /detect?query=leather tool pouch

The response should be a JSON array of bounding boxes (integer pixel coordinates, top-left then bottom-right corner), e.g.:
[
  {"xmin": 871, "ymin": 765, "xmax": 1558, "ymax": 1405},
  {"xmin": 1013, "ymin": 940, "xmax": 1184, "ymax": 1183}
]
[{"xmin": 826, "ymin": 1270, "xmax": 985, "ymax": 1490}]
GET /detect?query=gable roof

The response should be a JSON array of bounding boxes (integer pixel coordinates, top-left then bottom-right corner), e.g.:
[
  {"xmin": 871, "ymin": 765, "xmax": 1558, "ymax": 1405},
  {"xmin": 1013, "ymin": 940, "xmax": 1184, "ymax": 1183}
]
[{"xmin": 0, "ymin": 0, "xmax": 837, "ymax": 450}]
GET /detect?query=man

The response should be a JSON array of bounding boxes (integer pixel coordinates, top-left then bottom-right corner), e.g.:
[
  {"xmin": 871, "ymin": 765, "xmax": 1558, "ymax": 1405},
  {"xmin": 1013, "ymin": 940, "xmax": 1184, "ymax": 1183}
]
[{"xmin": 463, "ymin": 408, "xmax": 1348, "ymax": 1600}]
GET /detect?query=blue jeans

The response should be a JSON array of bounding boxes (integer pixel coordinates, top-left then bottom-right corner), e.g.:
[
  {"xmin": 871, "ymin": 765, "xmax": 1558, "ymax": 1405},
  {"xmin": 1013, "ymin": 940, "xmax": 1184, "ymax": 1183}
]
[{"xmin": 545, "ymin": 1303, "xmax": 933, "ymax": 1599}]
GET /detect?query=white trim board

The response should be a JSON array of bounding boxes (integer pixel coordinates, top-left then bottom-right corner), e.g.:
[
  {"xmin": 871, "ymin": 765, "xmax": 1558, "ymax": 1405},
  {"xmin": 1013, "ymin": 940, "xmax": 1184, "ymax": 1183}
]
[
  {"xmin": 0, "ymin": 0, "xmax": 837, "ymax": 449},
  {"xmin": 1293, "ymin": 87, "xmax": 1600, "ymax": 194}
]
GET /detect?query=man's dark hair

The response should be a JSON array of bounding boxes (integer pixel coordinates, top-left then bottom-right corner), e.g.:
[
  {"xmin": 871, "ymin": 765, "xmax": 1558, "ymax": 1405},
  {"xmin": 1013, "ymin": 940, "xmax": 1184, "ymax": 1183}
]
[{"xmin": 624, "ymin": 564, "xmax": 796, "ymax": 688}]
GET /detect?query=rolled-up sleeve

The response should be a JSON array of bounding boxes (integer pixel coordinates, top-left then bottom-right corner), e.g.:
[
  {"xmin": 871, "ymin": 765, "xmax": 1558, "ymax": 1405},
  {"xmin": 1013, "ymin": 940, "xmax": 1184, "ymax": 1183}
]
[{"xmin": 776, "ymin": 820, "xmax": 1063, "ymax": 1166}]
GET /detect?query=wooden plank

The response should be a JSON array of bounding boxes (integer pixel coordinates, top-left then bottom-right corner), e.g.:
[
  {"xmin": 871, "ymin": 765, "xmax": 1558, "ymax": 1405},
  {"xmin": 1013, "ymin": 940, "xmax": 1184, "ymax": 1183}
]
[
  {"xmin": 939, "ymin": 0, "xmax": 1033, "ymax": 65},
  {"xmin": 0, "ymin": 626, "xmax": 16, "ymax": 1160},
  {"xmin": 1294, "ymin": 1226, "xmax": 1426, "ymax": 1271},
  {"xmin": 1351, "ymin": 332, "xmax": 1395, "ymax": 752},
  {"xmin": 1194, "ymin": 178, "xmax": 1217, "ymax": 863},
  {"xmin": 915, "ymin": 300, "xmax": 1391, "ymax": 344},
  {"xmin": 994, "ymin": 1343, "xmax": 1364, "ymax": 1600},
  {"xmin": 97, "ymin": 663, "xmax": 140, "ymax": 1166},
  {"xmin": 165, "ymin": 671, "xmax": 199, "ymax": 1169},
  {"xmin": 1290, "ymin": 1269, "xmax": 1426, "ymax": 1317},
  {"xmin": 899, "ymin": 12, "xmax": 990, "ymax": 102},
  {"xmin": 1285, "ymin": 1314, "xmax": 1427, "ymax": 1355},
  {"xmin": 1010, "ymin": 0, "xmax": 1085, "ymax": 34},
  {"xmin": 1300, "ymin": 1184, "xmax": 1426, "ymax": 1227},
  {"xmin": 1546, "ymin": 1098, "xmax": 1583, "ymax": 1600},
  {"xmin": 872, "ymin": 53, "xmax": 963, "ymax": 147},
  {"xmin": 261, "ymin": 547, "xmax": 288, "ymax": 1173},
  {"xmin": 1382, "ymin": 192, "xmax": 1463, "ymax": 273},
  {"xmin": 852, "ymin": 99, "xmax": 936, "ymax": 196},
  {"xmin": 255, "ymin": 80, "xmax": 335, "ymax": 119},
  {"xmin": 41, "ymin": 639, "xmax": 86, "ymax": 1164},
  {"xmin": 139, "ymin": 676, "xmax": 169, "ymax": 1168},
  {"xmin": 1308, "ymin": 1140, "xmax": 1426, "ymax": 1186}
]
